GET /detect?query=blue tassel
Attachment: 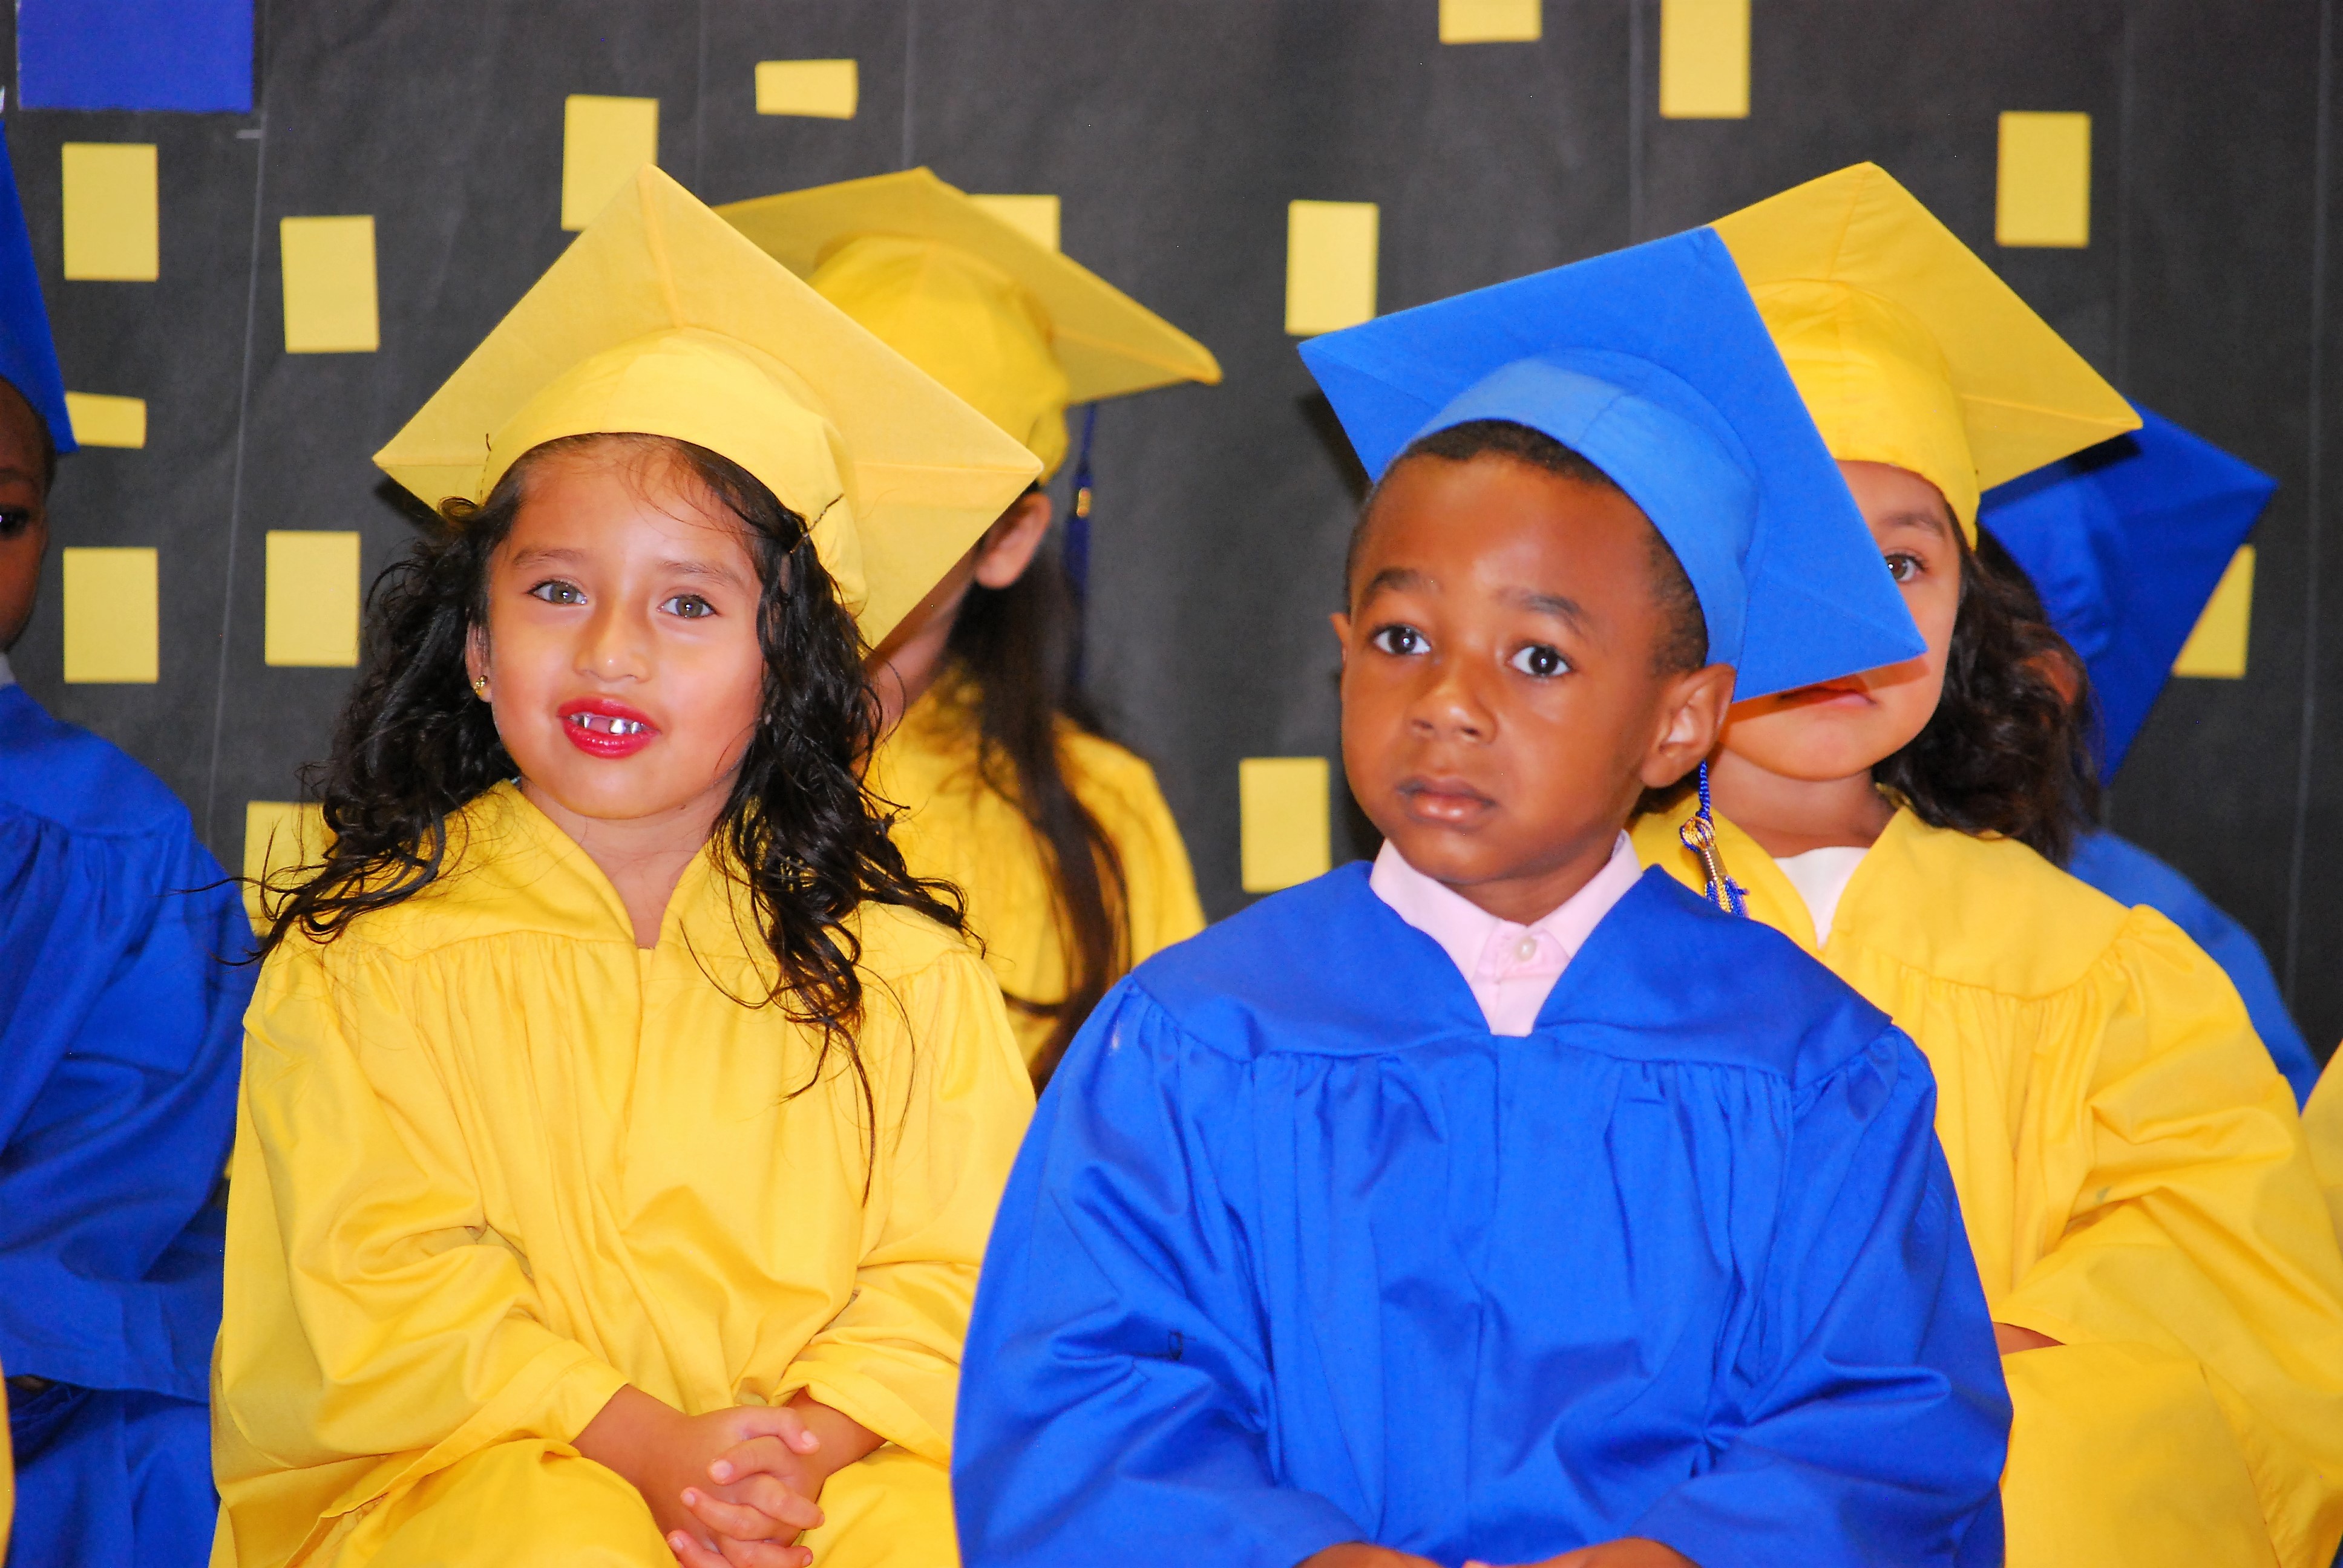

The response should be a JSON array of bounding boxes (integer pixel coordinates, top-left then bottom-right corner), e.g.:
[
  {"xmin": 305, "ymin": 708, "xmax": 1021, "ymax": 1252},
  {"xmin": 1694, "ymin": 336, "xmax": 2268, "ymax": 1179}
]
[
  {"xmin": 1677, "ymin": 760, "xmax": 1748, "ymax": 916},
  {"xmin": 1062, "ymin": 402, "xmax": 1098, "ymax": 684}
]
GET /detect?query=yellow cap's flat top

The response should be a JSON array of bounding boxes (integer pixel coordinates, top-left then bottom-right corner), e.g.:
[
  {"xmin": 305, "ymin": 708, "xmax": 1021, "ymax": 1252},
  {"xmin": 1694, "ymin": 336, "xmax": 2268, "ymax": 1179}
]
[{"xmin": 373, "ymin": 165, "xmax": 1040, "ymax": 645}]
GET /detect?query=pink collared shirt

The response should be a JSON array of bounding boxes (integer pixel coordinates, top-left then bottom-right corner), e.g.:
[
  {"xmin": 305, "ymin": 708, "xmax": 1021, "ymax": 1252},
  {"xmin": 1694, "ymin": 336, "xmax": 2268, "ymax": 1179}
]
[{"xmin": 1368, "ymin": 833, "xmax": 1644, "ymax": 1036}]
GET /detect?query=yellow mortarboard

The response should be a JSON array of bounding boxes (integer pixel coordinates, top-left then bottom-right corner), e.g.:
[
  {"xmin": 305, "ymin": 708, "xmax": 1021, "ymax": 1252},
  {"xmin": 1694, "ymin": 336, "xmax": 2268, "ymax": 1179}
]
[
  {"xmin": 716, "ymin": 168, "xmax": 1221, "ymax": 479},
  {"xmin": 1711, "ymin": 163, "xmax": 2138, "ymax": 540},
  {"xmin": 374, "ymin": 165, "xmax": 1043, "ymax": 645}
]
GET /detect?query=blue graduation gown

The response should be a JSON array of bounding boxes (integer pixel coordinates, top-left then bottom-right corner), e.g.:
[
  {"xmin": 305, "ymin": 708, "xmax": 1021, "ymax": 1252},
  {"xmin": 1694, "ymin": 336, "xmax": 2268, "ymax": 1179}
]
[
  {"xmin": 954, "ymin": 864, "xmax": 2008, "ymax": 1568},
  {"xmin": 0, "ymin": 684, "xmax": 247, "ymax": 1568},
  {"xmin": 2066, "ymin": 829, "xmax": 2320, "ymax": 1106}
]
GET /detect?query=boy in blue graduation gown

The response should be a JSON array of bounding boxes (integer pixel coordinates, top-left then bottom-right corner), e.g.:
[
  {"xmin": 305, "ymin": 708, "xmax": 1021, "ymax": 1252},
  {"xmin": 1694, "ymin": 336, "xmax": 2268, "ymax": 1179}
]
[
  {"xmin": 1978, "ymin": 410, "xmax": 2320, "ymax": 1102},
  {"xmin": 953, "ymin": 232, "xmax": 2009, "ymax": 1568},
  {"xmin": 0, "ymin": 142, "xmax": 246, "ymax": 1568}
]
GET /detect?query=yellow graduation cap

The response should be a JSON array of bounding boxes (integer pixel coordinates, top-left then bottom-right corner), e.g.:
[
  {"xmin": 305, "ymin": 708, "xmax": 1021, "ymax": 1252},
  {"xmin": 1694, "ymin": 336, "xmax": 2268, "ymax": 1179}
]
[
  {"xmin": 374, "ymin": 165, "xmax": 1043, "ymax": 645},
  {"xmin": 715, "ymin": 168, "xmax": 1221, "ymax": 479},
  {"xmin": 1711, "ymin": 163, "xmax": 2138, "ymax": 539}
]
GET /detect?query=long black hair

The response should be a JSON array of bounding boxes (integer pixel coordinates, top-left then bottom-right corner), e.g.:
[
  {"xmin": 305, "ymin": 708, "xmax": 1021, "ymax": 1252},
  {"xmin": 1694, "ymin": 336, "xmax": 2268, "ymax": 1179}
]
[
  {"xmin": 939, "ymin": 500, "xmax": 1127, "ymax": 1085},
  {"xmin": 1872, "ymin": 522, "xmax": 2100, "ymax": 864},
  {"xmin": 256, "ymin": 434, "xmax": 964, "ymax": 1137}
]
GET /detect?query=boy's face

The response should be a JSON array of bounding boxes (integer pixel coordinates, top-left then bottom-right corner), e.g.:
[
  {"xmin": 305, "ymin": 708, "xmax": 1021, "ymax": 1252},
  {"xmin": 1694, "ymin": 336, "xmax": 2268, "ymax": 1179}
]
[
  {"xmin": 0, "ymin": 384, "xmax": 52, "ymax": 652},
  {"xmin": 1334, "ymin": 452, "xmax": 1732, "ymax": 925}
]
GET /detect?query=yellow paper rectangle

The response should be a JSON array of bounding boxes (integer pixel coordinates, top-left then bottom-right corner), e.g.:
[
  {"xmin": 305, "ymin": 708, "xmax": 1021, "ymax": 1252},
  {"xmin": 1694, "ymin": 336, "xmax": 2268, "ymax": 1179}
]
[
  {"xmin": 1440, "ymin": 0, "xmax": 1541, "ymax": 44},
  {"xmin": 755, "ymin": 59, "xmax": 858, "ymax": 119},
  {"xmin": 971, "ymin": 194, "xmax": 1060, "ymax": 252},
  {"xmin": 2172, "ymin": 545, "xmax": 2253, "ymax": 678},
  {"xmin": 61, "ymin": 142, "xmax": 159, "ymax": 281},
  {"xmin": 1659, "ymin": 0, "xmax": 1750, "ymax": 119},
  {"xmin": 281, "ymin": 216, "xmax": 380, "ymax": 353},
  {"xmin": 1997, "ymin": 111, "xmax": 2092, "ymax": 247},
  {"xmin": 64, "ymin": 391, "xmax": 146, "ymax": 449},
  {"xmin": 563, "ymin": 94, "xmax": 660, "ymax": 230},
  {"xmin": 1286, "ymin": 200, "xmax": 1379, "ymax": 336},
  {"xmin": 61, "ymin": 546, "xmax": 158, "ymax": 683},
  {"xmin": 1240, "ymin": 756, "xmax": 1331, "ymax": 893},
  {"xmin": 264, "ymin": 531, "xmax": 362, "ymax": 667},
  {"xmin": 243, "ymin": 800, "xmax": 329, "ymax": 930}
]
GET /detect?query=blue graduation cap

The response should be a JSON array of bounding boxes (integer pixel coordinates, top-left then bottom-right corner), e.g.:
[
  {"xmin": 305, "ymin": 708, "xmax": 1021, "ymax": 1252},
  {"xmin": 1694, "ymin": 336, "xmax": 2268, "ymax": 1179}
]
[
  {"xmin": 1298, "ymin": 229, "xmax": 1919, "ymax": 699},
  {"xmin": 0, "ymin": 140, "xmax": 74, "ymax": 456},
  {"xmin": 1979, "ymin": 409, "xmax": 2273, "ymax": 780}
]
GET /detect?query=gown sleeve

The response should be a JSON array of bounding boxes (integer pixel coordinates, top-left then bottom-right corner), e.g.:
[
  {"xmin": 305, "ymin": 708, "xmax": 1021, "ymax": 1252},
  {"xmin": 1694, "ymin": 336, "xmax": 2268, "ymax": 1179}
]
[
  {"xmin": 0, "ymin": 804, "xmax": 246, "ymax": 1399},
  {"xmin": 952, "ymin": 982, "xmax": 1365, "ymax": 1568},
  {"xmin": 214, "ymin": 939, "xmax": 631, "ymax": 1527},
  {"xmin": 1629, "ymin": 1025, "xmax": 2010, "ymax": 1568},
  {"xmin": 778, "ymin": 947, "xmax": 1035, "ymax": 1461},
  {"xmin": 2307, "ymin": 1054, "xmax": 2343, "ymax": 1250},
  {"xmin": 1986, "ymin": 913, "xmax": 2343, "ymax": 1568}
]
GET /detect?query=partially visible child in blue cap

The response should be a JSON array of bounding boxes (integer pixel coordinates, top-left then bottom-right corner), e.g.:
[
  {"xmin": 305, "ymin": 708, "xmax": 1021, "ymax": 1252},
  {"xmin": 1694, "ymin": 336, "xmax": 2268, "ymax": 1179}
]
[
  {"xmin": 0, "ymin": 139, "xmax": 246, "ymax": 1568},
  {"xmin": 951, "ymin": 229, "xmax": 2008, "ymax": 1568},
  {"xmin": 1977, "ymin": 410, "xmax": 2319, "ymax": 1103}
]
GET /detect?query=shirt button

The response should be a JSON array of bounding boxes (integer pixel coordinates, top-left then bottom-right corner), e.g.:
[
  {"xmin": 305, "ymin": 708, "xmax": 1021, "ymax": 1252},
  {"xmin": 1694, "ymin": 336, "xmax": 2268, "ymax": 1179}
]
[{"xmin": 1515, "ymin": 936, "xmax": 1539, "ymax": 962}]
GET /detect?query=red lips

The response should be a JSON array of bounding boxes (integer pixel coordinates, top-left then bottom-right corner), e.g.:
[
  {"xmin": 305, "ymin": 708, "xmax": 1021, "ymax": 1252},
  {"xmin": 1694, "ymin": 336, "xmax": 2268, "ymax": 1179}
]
[{"xmin": 556, "ymin": 696, "xmax": 661, "ymax": 759}]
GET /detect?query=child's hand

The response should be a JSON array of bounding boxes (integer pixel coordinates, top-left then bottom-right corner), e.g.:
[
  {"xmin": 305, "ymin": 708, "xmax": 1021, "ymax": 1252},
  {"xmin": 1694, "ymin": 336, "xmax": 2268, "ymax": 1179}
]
[
  {"xmin": 672, "ymin": 1394, "xmax": 885, "ymax": 1567},
  {"xmin": 1466, "ymin": 1540, "xmax": 1697, "ymax": 1568}
]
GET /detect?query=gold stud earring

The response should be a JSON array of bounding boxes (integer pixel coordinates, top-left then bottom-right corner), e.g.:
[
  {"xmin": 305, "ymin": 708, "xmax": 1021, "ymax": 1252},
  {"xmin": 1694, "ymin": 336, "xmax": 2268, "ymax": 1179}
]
[{"xmin": 472, "ymin": 676, "xmax": 489, "ymax": 697}]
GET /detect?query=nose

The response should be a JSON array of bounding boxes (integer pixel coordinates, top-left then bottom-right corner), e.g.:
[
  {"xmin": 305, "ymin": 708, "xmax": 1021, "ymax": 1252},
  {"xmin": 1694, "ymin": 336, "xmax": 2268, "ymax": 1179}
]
[
  {"xmin": 576, "ymin": 596, "xmax": 652, "ymax": 684},
  {"xmin": 1408, "ymin": 651, "xmax": 1494, "ymax": 743}
]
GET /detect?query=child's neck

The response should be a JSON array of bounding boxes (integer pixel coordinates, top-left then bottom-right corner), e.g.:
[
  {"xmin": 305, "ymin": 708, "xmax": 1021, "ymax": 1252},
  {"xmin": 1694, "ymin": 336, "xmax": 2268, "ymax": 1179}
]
[
  {"xmin": 522, "ymin": 780, "xmax": 726, "ymax": 948},
  {"xmin": 1705, "ymin": 750, "xmax": 1896, "ymax": 860}
]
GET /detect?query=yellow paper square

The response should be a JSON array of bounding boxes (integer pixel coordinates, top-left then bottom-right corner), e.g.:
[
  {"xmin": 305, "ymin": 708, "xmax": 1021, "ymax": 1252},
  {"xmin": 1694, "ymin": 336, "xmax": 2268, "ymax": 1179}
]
[
  {"xmin": 64, "ymin": 392, "xmax": 146, "ymax": 449},
  {"xmin": 265, "ymin": 531, "xmax": 362, "ymax": 667},
  {"xmin": 243, "ymin": 800, "xmax": 329, "ymax": 930},
  {"xmin": 755, "ymin": 59, "xmax": 858, "ymax": 119},
  {"xmin": 971, "ymin": 194, "xmax": 1061, "ymax": 252},
  {"xmin": 281, "ymin": 216, "xmax": 379, "ymax": 353},
  {"xmin": 1240, "ymin": 756, "xmax": 1331, "ymax": 893},
  {"xmin": 1659, "ymin": 0, "xmax": 1750, "ymax": 119},
  {"xmin": 61, "ymin": 142, "xmax": 159, "ymax": 281},
  {"xmin": 61, "ymin": 546, "xmax": 158, "ymax": 683},
  {"xmin": 2172, "ymin": 546, "xmax": 2253, "ymax": 678},
  {"xmin": 1440, "ymin": 0, "xmax": 1541, "ymax": 44},
  {"xmin": 1286, "ymin": 200, "xmax": 1379, "ymax": 336},
  {"xmin": 563, "ymin": 94, "xmax": 660, "ymax": 230},
  {"xmin": 1997, "ymin": 112, "xmax": 2092, "ymax": 247}
]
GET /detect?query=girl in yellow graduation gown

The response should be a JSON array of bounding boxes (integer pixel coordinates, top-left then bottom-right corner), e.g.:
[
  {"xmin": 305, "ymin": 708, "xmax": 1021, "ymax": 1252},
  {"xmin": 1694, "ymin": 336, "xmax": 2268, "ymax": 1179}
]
[
  {"xmin": 1637, "ymin": 165, "xmax": 2343, "ymax": 1568},
  {"xmin": 719, "ymin": 171, "xmax": 1216, "ymax": 1080},
  {"xmin": 212, "ymin": 169, "xmax": 1041, "ymax": 1568}
]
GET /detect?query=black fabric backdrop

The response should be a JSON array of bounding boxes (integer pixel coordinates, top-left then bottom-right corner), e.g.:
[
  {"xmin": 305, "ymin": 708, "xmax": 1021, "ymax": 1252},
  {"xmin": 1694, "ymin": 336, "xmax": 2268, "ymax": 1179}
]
[{"xmin": 9, "ymin": 1, "xmax": 2339, "ymax": 1059}]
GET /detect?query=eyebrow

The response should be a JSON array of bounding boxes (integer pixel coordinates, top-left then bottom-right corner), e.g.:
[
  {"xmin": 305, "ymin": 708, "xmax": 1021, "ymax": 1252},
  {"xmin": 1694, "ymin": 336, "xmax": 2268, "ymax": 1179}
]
[
  {"xmin": 1359, "ymin": 565, "xmax": 1434, "ymax": 603},
  {"xmin": 1504, "ymin": 586, "xmax": 1591, "ymax": 632},
  {"xmin": 1875, "ymin": 508, "xmax": 1953, "ymax": 541},
  {"xmin": 506, "ymin": 544, "xmax": 750, "ymax": 587}
]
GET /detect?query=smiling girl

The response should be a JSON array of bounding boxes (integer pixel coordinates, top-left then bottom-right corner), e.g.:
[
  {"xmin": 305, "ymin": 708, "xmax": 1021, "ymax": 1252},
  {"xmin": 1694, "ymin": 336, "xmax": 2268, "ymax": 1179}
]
[
  {"xmin": 1636, "ymin": 165, "xmax": 2343, "ymax": 1568},
  {"xmin": 211, "ymin": 170, "xmax": 1041, "ymax": 1568}
]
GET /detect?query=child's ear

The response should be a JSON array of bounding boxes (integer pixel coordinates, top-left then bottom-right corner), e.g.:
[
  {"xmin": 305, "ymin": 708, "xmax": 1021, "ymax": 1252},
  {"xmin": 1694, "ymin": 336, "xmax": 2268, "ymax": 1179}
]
[
  {"xmin": 1329, "ymin": 612, "xmax": 1351, "ymax": 670},
  {"xmin": 1640, "ymin": 662, "xmax": 1735, "ymax": 788},
  {"xmin": 464, "ymin": 625, "xmax": 490, "ymax": 692}
]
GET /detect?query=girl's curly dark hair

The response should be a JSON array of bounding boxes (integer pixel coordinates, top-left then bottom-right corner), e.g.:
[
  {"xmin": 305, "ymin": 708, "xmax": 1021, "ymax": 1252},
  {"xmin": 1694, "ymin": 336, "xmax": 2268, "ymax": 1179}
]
[
  {"xmin": 1871, "ymin": 523, "xmax": 2100, "ymax": 864},
  {"xmin": 255, "ymin": 434, "xmax": 965, "ymax": 1143}
]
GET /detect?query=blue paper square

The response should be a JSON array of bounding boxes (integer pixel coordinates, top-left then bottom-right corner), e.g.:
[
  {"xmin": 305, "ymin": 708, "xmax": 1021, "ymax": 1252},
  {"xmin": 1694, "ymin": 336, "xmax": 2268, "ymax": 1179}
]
[{"xmin": 19, "ymin": 0, "xmax": 254, "ymax": 114}]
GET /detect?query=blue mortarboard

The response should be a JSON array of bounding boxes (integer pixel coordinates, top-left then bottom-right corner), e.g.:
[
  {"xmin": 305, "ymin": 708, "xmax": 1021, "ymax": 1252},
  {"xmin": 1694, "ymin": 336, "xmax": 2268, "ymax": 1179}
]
[
  {"xmin": 1298, "ymin": 229, "xmax": 1920, "ymax": 700},
  {"xmin": 1979, "ymin": 409, "xmax": 2274, "ymax": 780},
  {"xmin": 0, "ymin": 139, "xmax": 73, "ymax": 456}
]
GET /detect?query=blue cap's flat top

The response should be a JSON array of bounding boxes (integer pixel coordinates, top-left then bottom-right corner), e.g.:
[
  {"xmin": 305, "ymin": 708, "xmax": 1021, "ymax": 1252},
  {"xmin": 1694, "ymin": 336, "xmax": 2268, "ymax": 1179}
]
[
  {"xmin": 1299, "ymin": 229, "xmax": 1921, "ymax": 701},
  {"xmin": 0, "ymin": 140, "xmax": 73, "ymax": 456},
  {"xmin": 1981, "ymin": 408, "xmax": 2275, "ymax": 779}
]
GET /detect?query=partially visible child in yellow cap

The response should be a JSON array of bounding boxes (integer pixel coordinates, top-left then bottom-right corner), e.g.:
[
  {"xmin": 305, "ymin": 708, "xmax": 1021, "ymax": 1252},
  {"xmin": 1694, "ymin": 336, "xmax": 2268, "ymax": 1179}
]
[
  {"xmin": 1636, "ymin": 163, "xmax": 2343, "ymax": 1568},
  {"xmin": 213, "ymin": 168, "xmax": 1040, "ymax": 1568},
  {"xmin": 721, "ymin": 172, "xmax": 1219, "ymax": 1082}
]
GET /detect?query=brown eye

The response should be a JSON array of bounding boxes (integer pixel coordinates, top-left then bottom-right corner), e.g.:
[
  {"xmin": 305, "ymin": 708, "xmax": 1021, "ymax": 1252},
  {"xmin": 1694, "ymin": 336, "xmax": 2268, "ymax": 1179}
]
[
  {"xmin": 1370, "ymin": 624, "xmax": 1427, "ymax": 656},
  {"xmin": 1509, "ymin": 643, "xmax": 1570, "ymax": 678},
  {"xmin": 529, "ymin": 579, "xmax": 586, "ymax": 605},
  {"xmin": 1884, "ymin": 553, "xmax": 1922, "ymax": 584}
]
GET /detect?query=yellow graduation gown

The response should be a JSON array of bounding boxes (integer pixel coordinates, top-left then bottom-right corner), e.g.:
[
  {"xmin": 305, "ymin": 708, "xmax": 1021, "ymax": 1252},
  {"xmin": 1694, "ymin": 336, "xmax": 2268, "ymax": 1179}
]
[
  {"xmin": 211, "ymin": 783, "xmax": 1035, "ymax": 1568},
  {"xmin": 868, "ymin": 675, "xmax": 1205, "ymax": 1068},
  {"xmin": 1636, "ymin": 801, "xmax": 2343, "ymax": 1568},
  {"xmin": 2309, "ymin": 1053, "xmax": 2343, "ymax": 1249}
]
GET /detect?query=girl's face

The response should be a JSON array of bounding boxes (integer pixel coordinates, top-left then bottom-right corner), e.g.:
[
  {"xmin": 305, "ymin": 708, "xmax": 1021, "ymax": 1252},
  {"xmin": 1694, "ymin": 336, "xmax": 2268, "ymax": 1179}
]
[
  {"xmin": 1715, "ymin": 459, "xmax": 1962, "ymax": 782},
  {"xmin": 467, "ymin": 442, "xmax": 768, "ymax": 830}
]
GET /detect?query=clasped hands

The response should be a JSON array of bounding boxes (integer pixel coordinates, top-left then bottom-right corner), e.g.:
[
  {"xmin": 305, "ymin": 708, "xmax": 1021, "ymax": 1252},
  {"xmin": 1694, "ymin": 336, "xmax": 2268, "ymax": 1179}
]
[
  {"xmin": 1305, "ymin": 1538, "xmax": 1697, "ymax": 1568},
  {"xmin": 577, "ymin": 1383, "xmax": 883, "ymax": 1567}
]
